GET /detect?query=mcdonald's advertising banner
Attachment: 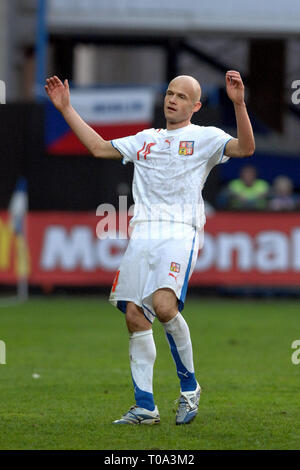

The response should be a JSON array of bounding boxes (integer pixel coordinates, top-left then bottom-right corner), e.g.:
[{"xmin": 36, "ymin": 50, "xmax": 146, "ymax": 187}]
[{"xmin": 0, "ymin": 211, "xmax": 300, "ymax": 287}]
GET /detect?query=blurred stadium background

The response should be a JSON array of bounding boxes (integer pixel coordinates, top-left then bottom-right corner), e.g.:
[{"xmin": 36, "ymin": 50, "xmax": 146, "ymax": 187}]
[
  {"xmin": 1, "ymin": 0, "xmax": 300, "ymax": 298},
  {"xmin": 0, "ymin": 0, "xmax": 300, "ymax": 451}
]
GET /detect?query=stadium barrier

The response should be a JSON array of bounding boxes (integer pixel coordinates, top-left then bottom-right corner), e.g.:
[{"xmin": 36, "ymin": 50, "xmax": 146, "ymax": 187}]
[{"xmin": 0, "ymin": 211, "xmax": 300, "ymax": 287}]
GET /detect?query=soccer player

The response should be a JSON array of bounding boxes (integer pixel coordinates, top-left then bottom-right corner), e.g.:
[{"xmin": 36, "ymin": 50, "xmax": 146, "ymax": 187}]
[{"xmin": 45, "ymin": 71, "xmax": 255, "ymax": 425}]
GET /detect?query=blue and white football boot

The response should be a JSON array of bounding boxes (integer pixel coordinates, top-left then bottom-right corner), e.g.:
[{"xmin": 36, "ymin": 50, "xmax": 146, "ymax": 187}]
[
  {"xmin": 175, "ymin": 382, "xmax": 201, "ymax": 425},
  {"xmin": 113, "ymin": 405, "xmax": 160, "ymax": 425}
]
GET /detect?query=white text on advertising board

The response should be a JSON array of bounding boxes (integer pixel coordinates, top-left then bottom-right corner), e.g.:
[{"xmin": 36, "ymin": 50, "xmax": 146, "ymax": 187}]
[{"xmin": 41, "ymin": 226, "xmax": 300, "ymax": 273}]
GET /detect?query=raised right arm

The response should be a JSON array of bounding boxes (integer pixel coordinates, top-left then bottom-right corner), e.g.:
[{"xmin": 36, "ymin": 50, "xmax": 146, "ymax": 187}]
[{"xmin": 45, "ymin": 76, "xmax": 122, "ymax": 159}]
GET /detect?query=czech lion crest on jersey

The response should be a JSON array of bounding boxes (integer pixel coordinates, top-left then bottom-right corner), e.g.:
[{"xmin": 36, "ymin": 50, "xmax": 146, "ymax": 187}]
[{"xmin": 178, "ymin": 141, "xmax": 194, "ymax": 156}]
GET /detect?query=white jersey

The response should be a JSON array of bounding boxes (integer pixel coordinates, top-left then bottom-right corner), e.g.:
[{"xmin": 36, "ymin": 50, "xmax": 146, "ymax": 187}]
[{"xmin": 111, "ymin": 123, "xmax": 233, "ymax": 230}]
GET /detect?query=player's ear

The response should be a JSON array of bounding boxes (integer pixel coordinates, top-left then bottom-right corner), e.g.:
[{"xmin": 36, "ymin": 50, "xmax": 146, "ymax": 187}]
[{"xmin": 193, "ymin": 101, "xmax": 202, "ymax": 113}]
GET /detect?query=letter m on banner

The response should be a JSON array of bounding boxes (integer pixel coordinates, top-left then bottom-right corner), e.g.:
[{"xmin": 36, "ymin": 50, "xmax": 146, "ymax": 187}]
[{"xmin": 0, "ymin": 340, "xmax": 6, "ymax": 364}]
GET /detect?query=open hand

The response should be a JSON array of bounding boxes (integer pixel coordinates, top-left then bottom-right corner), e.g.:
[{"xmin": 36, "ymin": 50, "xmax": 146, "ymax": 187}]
[
  {"xmin": 45, "ymin": 76, "xmax": 70, "ymax": 112},
  {"xmin": 226, "ymin": 71, "xmax": 245, "ymax": 106}
]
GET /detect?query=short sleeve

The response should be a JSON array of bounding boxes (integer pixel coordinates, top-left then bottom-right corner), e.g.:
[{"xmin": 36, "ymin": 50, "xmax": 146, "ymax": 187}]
[
  {"xmin": 111, "ymin": 130, "xmax": 149, "ymax": 165},
  {"xmin": 206, "ymin": 127, "xmax": 234, "ymax": 166}
]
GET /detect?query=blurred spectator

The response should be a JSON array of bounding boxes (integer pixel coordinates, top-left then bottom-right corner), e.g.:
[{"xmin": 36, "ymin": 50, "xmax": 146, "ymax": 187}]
[
  {"xmin": 268, "ymin": 175, "xmax": 299, "ymax": 211},
  {"xmin": 217, "ymin": 165, "xmax": 269, "ymax": 210}
]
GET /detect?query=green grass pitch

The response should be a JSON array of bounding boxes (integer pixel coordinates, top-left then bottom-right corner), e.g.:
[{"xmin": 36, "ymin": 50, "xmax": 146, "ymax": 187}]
[{"xmin": 0, "ymin": 295, "xmax": 299, "ymax": 450}]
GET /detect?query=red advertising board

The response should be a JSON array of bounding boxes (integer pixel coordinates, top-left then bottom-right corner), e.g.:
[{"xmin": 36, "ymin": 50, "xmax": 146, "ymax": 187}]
[{"xmin": 0, "ymin": 211, "xmax": 300, "ymax": 286}]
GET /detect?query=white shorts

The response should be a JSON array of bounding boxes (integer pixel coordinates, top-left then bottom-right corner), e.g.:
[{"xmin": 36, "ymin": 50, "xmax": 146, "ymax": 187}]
[{"xmin": 109, "ymin": 222, "xmax": 203, "ymax": 323}]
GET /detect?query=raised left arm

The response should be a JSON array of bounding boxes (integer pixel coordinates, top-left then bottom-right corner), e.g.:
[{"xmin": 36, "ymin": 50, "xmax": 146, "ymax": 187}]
[{"xmin": 224, "ymin": 71, "xmax": 255, "ymax": 158}]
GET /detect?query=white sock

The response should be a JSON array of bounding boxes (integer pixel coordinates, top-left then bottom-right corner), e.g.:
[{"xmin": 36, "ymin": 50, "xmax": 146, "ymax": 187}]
[
  {"xmin": 129, "ymin": 330, "xmax": 156, "ymax": 411},
  {"xmin": 163, "ymin": 312, "xmax": 197, "ymax": 392}
]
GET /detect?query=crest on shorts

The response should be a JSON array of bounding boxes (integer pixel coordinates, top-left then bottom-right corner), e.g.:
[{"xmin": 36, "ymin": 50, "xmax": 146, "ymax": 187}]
[
  {"xmin": 178, "ymin": 141, "xmax": 194, "ymax": 156},
  {"xmin": 170, "ymin": 262, "xmax": 181, "ymax": 273}
]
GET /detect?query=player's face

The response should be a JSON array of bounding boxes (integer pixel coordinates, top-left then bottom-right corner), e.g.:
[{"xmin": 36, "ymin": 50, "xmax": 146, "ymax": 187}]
[{"xmin": 164, "ymin": 80, "xmax": 201, "ymax": 128}]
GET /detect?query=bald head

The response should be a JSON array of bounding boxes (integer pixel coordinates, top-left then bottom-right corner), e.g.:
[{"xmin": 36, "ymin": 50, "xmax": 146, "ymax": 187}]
[
  {"xmin": 168, "ymin": 75, "xmax": 201, "ymax": 103},
  {"xmin": 164, "ymin": 75, "xmax": 202, "ymax": 129}
]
